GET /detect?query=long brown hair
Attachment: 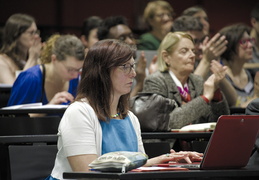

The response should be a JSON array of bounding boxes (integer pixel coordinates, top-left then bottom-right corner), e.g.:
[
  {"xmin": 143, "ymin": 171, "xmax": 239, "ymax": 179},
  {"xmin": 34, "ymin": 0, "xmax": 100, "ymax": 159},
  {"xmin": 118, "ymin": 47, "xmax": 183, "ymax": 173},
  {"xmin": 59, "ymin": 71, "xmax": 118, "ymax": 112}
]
[
  {"xmin": 0, "ymin": 13, "xmax": 35, "ymax": 69},
  {"xmin": 76, "ymin": 39, "xmax": 136, "ymax": 121}
]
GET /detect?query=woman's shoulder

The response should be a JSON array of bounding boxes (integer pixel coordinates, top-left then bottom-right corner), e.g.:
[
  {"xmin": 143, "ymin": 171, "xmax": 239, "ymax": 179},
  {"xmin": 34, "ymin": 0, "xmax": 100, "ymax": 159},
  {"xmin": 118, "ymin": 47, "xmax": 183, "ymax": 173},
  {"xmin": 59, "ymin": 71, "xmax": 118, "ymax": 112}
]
[
  {"xmin": 11, "ymin": 65, "xmax": 41, "ymax": 86},
  {"xmin": 0, "ymin": 54, "xmax": 9, "ymax": 62},
  {"xmin": 17, "ymin": 65, "xmax": 42, "ymax": 80},
  {"xmin": 127, "ymin": 111, "xmax": 140, "ymax": 125},
  {"xmin": 143, "ymin": 71, "xmax": 170, "ymax": 94},
  {"xmin": 0, "ymin": 54, "xmax": 12, "ymax": 62},
  {"xmin": 145, "ymin": 71, "xmax": 168, "ymax": 81},
  {"xmin": 68, "ymin": 99, "xmax": 89, "ymax": 108},
  {"xmin": 0, "ymin": 54, "xmax": 19, "ymax": 70},
  {"xmin": 189, "ymin": 73, "xmax": 204, "ymax": 82},
  {"xmin": 59, "ymin": 100, "xmax": 99, "ymax": 131},
  {"xmin": 128, "ymin": 110, "xmax": 137, "ymax": 119},
  {"xmin": 66, "ymin": 99, "xmax": 95, "ymax": 115}
]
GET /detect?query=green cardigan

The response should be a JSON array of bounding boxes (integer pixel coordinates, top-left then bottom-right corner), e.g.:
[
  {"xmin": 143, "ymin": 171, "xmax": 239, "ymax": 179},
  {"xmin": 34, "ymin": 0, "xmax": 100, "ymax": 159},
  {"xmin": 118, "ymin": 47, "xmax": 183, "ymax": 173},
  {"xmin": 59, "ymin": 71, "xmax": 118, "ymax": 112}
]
[{"xmin": 137, "ymin": 32, "xmax": 160, "ymax": 50}]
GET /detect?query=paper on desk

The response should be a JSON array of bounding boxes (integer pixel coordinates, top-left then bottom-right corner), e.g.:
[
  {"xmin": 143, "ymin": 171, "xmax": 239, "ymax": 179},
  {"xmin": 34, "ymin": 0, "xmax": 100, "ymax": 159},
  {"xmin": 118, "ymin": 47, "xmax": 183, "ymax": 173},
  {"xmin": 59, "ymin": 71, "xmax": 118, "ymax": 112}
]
[
  {"xmin": 178, "ymin": 122, "xmax": 216, "ymax": 132},
  {"xmin": 131, "ymin": 166, "xmax": 188, "ymax": 172},
  {"xmin": 1, "ymin": 103, "xmax": 68, "ymax": 109},
  {"xmin": 0, "ymin": 84, "xmax": 12, "ymax": 88}
]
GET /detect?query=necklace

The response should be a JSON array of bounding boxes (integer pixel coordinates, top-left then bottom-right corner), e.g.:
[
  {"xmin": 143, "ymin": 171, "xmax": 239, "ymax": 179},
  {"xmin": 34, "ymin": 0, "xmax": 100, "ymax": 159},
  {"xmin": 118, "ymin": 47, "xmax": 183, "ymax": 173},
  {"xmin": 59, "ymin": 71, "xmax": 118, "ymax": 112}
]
[{"xmin": 111, "ymin": 113, "xmax": 120, "ymax": 118}]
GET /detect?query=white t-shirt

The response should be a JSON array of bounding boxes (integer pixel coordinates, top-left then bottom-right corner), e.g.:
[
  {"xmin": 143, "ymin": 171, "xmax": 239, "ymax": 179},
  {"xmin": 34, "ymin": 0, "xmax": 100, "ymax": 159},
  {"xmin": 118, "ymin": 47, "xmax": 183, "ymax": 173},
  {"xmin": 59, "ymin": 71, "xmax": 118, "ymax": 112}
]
[{"xmin": 50, "ymin": 99, "xmax": 144, "ymax": 180}]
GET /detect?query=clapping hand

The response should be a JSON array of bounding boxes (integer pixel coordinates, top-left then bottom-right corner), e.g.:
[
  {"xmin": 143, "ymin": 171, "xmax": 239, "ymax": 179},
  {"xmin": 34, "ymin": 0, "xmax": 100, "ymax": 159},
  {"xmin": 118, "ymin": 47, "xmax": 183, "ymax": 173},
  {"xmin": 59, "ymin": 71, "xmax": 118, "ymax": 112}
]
[
  {"xmin": 202, "ymin": 33, "xmax": 227, "ymax": 62},
  {"xmin": 135, "ymin": 51, "xmax": 147, "ymax": 83},
  {"xmin": 210, "ymin": 60, "xmax": 227, "ymax": 87},
  {"xmin": 148, "ymin": 55, "xmax": 158, "ymax": 74},
  {"xmin": 203, "ymin": 60, "xmax": 227, "ymax": 100}
]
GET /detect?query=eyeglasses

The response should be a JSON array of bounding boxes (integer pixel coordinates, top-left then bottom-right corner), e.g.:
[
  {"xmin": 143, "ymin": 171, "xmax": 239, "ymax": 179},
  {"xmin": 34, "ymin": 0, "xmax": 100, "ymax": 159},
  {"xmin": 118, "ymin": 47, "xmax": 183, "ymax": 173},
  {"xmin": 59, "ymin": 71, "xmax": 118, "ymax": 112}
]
[
  {"xmin": 60, "ymin": 61, "xmax": 82, "ymax": 74},
  {"xmin": 25, "ymin": 29, "xmax": 40, "ymax": 36},
  {"xmin": 154, "ymin": 13, "xmax": 173, "ymax": 19},
  {"xmin": 239, "ymin": 38, "xmax": 255, "ymax": 48},
  {"xmin": 66, "ymin": 67, "xmax": 82, "ymax": 73},
  {"xmin": 118, "ymin": 33, "xmax": 135, "ymax": 42},
  {"xmin": 118, "ymin": 63, "xmax": 136, "ymax": 74}
]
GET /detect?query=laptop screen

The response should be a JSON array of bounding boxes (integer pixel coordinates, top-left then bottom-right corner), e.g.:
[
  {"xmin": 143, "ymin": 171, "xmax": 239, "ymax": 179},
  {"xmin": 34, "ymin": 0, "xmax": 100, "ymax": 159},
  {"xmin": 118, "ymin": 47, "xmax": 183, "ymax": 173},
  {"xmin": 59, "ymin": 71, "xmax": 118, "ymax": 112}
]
[{"xmin": 201, "ymin": 115, "xmax": 259, "ymax": 169}]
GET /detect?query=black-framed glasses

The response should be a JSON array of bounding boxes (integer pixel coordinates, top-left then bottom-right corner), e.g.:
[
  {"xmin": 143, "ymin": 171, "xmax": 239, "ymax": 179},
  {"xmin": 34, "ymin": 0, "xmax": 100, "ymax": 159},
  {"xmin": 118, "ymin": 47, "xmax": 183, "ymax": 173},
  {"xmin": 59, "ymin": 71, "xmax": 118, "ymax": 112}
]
[
  {"xmin": 25, "ymin": 29, "xmax": 40, "ymax": 36},
  {"xmin": 118, "ymin": 63, "xmax": 136, "ymax": 74}
]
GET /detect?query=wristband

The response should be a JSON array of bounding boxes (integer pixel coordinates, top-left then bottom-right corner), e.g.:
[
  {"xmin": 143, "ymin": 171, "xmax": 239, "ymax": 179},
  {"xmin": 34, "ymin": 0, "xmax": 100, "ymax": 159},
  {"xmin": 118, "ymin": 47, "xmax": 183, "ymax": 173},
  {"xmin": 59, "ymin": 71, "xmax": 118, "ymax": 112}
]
[{"xmin": 201, "ymin": 95, "xmax": 210, "ymax": 104}]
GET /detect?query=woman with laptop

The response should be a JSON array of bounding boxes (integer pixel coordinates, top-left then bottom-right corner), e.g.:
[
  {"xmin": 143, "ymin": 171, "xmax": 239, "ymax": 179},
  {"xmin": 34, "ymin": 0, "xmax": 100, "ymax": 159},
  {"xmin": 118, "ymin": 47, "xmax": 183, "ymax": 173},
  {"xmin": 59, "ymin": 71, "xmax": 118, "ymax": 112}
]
[{"xmin": 45, "ymin": 39, "xmax": 203, "ymax": 180}]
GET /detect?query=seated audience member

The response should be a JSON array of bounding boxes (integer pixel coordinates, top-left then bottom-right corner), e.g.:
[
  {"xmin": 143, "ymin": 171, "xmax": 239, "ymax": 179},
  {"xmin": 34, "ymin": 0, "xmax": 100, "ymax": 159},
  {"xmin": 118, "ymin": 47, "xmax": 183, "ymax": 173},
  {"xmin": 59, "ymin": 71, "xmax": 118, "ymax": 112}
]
[
  {"xmin": 181, "ymin": 6, "xmax": 226, "ymax": 77},
  {"xmin": 45, "ymin": 39, "xmax": 203, "ymax": 180},
  {"xmin": 141, "ymin": 32, "xmax": 230, "ymax": 129},
  {"xmin": 245, "ymin": 98, "xmax": 259, "ymax": 167},
  {"xmin": 180, "ymin": 6, "xmax": 237, "ymax": 106},
  {"xmin": 244, "ymin": 3, "xmax": 259, "ymax": 77},
  {"xmin": 172, "ymin": 15, "xmax": 236, "ymax": 107},
  {"xmin": 219, "ymin": 23, "xmax": 259, "ymax": 108},
  {"xmin": 138, "ymin": 0, "xmax": 174, "ymax": 50},
  {"xmin": 97, "ymin": 15, "xmax": 147, "ymax": 97},
  {"xmin": 7, "ymin": 34, "xmax": 85, "ymax": 106},
  {"xmin": 80, "ymin": 16, "xmax": 102, "ymax": 53},
  {"xmin": 181, "ymin": 5, "xmax": 210, "ymax": 36},
  {"xmin": 172, "ymin": 15, "xmax": 227, "ymax": 73},
  {"xmin": 0, "ymin": 13, "xmax": 42, "ymax": 85}
]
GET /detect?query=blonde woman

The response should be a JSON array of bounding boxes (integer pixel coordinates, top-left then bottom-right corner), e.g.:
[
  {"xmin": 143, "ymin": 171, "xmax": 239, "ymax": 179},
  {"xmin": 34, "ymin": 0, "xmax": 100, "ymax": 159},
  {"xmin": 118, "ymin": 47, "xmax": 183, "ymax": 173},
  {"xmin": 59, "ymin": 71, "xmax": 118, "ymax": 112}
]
[{"xmin": 142, "ymin": 32, "xmax": 230, "ymax": 129}]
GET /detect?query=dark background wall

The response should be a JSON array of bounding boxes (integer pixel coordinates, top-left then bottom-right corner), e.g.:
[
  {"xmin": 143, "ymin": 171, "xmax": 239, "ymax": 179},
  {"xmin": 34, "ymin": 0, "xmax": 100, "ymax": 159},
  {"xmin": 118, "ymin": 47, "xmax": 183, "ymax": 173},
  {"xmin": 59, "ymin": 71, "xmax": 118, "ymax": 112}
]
[{"xmin": 0, "ymin": 0, "xmax": 258, "ymax": 41}]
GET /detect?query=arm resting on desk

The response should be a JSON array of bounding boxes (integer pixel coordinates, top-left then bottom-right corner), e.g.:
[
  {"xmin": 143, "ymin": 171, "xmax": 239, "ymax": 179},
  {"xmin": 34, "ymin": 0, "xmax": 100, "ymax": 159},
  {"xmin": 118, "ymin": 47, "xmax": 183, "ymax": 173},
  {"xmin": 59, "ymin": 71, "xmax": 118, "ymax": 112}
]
[{"xmin": 67, "ymin": 154, "xmax": 97, "ymax": 172}]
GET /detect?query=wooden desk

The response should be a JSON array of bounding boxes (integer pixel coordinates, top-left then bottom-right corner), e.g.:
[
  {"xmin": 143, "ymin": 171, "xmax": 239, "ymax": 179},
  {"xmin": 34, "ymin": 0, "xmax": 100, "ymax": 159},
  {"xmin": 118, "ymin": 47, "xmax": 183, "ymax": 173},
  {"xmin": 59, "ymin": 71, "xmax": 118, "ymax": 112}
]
[{"xmin": 63, "ymin": 167, "xmax": 259, "ymax": 180}]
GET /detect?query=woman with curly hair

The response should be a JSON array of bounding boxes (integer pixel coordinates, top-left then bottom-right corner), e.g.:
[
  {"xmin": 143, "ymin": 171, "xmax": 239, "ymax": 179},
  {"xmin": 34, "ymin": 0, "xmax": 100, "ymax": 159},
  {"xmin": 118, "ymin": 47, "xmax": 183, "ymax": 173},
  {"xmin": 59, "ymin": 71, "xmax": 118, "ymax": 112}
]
[{"xmin": 7, "ymin": 34, "xmax": 85, "ymax": 106}]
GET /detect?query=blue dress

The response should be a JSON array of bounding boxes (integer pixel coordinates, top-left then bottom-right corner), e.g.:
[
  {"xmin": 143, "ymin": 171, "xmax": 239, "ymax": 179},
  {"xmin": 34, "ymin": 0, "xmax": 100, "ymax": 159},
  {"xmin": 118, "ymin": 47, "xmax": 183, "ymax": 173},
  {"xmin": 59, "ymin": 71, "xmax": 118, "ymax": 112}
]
[
  {"xmin": 100, "ymin": 116, "xmax": 138, "ymax": 154},
  {"xmin": 7, "ymin": 65, "xmax": 79, "ymax": 106}
]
